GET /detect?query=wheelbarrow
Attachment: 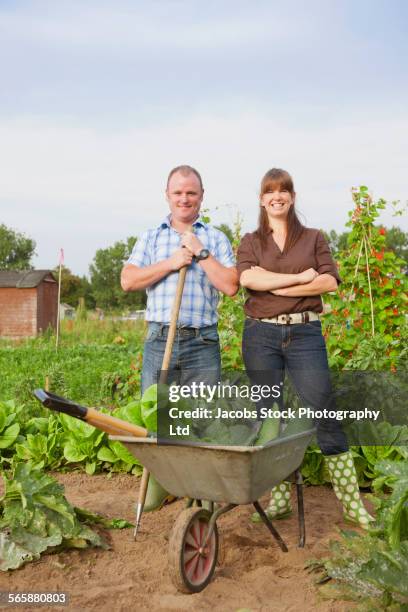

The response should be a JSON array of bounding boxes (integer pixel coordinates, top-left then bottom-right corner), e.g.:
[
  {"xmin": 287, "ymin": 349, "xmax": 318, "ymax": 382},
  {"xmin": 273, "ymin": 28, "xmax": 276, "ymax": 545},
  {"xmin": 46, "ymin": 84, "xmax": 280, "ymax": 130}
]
[
  {"xmin": 33, "ymin": 388, "xmax": 314, "ymax": 593},
  {"xmin": 111, "ymin": 428, "xmax": 315, "ymax": 592}
]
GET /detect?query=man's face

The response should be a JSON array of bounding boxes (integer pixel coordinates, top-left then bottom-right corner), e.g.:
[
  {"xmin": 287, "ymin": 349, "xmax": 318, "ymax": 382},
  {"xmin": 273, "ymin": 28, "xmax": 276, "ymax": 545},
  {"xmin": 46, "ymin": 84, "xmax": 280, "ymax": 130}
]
[{"xmin": 166, "ymin": 172, "xmax": 203, "ymax": 225}]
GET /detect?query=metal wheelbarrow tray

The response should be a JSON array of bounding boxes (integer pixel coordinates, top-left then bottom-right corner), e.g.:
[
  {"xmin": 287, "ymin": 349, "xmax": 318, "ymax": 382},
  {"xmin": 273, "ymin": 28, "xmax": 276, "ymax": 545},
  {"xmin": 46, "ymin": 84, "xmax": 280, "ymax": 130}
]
[{"xmin": 111, "ymin": 429, "xmax": 314, "ymax": 505}]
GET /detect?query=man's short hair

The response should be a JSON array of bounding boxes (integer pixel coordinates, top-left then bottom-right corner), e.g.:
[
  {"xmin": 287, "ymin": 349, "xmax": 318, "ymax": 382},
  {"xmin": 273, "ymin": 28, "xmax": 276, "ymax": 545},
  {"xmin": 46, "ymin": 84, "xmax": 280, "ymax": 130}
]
[{"xmin": 166, "ymin": 165, "xmax": 203, "ymax": 192}]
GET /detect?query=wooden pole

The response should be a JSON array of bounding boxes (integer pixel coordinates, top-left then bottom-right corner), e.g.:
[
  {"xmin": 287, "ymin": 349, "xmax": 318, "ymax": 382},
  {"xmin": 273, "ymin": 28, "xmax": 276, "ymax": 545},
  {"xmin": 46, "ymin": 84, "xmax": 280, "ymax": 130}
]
[{"xmin": 56, "ymin": 249, "xmax": 63, "ymax": 350}]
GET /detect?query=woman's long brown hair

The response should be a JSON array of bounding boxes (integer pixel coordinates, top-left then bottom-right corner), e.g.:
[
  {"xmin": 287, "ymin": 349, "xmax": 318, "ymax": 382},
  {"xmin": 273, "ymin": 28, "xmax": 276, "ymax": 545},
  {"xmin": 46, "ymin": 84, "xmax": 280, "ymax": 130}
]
[{"xmin": 256, "ymin": 168, "xmax": 304, "ymax": 251}]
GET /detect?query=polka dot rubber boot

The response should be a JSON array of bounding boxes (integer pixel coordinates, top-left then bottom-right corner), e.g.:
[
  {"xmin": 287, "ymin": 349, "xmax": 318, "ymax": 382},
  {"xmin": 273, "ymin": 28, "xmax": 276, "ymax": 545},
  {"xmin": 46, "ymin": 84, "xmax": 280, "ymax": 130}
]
[
  {"xmin": 251, "ymin": 481, "xmax": 292, "ymax": 523},
  {"xmin": 325, "ymin": 451, "xmax": 374, "ymax": 529}
]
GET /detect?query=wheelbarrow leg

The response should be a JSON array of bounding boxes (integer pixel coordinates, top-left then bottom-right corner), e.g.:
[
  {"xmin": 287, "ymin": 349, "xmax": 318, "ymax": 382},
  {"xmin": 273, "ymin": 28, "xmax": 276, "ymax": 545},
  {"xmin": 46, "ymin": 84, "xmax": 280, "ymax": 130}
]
[
  {"xmin": 201, "ymin": 503, "xmax": 236, "ymax": 547},
  {"xmin": 295, "ymin": 468, "xmax": 306, "ymax": 548},
  {"xmin": 252, "ymin": 501, "xmax": 288, "ymax": 552}
]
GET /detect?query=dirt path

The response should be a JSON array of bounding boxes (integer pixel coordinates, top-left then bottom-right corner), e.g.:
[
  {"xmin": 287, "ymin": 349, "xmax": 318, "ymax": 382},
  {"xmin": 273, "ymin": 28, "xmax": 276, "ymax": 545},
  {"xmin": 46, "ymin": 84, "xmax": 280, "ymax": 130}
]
[{"xmin": 0, "ymin": 472, "xmax": 361, "ymax": 611}]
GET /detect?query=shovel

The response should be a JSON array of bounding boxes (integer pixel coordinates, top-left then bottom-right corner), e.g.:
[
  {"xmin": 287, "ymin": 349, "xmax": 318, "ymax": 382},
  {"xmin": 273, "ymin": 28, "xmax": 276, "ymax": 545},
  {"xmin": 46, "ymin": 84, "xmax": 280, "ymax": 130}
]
[{"xmin": 134, "ymin": 258, "xmax": 189, "ymax": 538}]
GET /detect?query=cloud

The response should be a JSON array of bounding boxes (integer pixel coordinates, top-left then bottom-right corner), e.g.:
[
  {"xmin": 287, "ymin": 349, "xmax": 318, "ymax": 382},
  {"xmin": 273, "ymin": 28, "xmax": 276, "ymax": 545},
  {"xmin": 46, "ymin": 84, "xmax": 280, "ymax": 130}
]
[
  {"xmin": 0, "ymin": 2, "xmax": 307, "ymax": 54},
  {"xmin": 1, "ymin": 110, "xmax": 406, "ymax": 274}
]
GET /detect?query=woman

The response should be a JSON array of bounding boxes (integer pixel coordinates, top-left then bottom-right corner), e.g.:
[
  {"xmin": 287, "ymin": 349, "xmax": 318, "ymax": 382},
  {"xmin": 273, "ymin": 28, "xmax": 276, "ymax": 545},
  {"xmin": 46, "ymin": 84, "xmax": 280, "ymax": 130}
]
[{"xmin": 237, "ymin": 168, "xmax": 372, "ymax": 528}]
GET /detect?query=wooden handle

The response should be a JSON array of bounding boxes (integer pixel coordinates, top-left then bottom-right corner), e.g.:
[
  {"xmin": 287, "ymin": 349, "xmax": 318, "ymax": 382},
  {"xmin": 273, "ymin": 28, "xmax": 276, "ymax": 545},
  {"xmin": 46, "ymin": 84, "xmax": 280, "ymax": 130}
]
[
  {"xmin": 84, "ymin": 417, "xmax": 146, "ymax": 438},
  {"xmin": 160, "ymin": 227, "xmax": 192, "ymax": 379},
  {"xmin": 160, "ymin": 266, "xmax": 188, "ymax": 377},
  {"xmin": 139, "ymin": 468, "xmax": 150, "ymax": 499},
  {"xmin": 86, "ymin": 408, "xmax": 148, "ymax": 438}
]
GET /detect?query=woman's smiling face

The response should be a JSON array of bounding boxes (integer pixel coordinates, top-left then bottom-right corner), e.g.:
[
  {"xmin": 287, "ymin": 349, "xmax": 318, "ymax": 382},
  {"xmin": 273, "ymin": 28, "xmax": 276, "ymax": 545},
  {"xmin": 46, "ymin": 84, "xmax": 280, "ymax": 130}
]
[{"xmin": 260, "ymin": 186, "xmax": 294, "ymax": 219}]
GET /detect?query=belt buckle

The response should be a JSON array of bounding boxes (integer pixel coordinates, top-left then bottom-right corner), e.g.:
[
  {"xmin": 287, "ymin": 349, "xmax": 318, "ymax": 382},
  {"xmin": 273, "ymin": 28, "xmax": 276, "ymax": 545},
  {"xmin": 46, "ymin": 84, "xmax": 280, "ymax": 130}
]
[{"xmin": 284, "ymin": 314, "xmax": 291, "ymax": 325}]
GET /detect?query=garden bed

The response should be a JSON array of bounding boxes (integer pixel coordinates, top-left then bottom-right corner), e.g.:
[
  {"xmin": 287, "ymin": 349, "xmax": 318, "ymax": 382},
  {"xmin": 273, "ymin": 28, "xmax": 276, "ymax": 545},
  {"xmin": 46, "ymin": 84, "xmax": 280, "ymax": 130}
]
[{"xmin": 0, "ymin": 472, "xmax": 364, "ymax": 611}]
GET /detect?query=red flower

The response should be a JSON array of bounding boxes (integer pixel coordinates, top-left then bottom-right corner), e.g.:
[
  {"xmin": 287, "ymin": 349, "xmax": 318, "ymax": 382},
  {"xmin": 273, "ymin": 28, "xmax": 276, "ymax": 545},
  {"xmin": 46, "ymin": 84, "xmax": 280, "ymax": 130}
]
[
  {"xmin": 396, "ymin": 280, "xmax": 401, "ymax": 286},
  {"xmin": 392, "ymin": 290, "xmax": 398, "ymax": 297},
  {"xmin": 343, "ymin": 309, "xmax": 350, "ymax": 317},
  {"xmin": 374, "ymin": 251, "xmax": 384, "ymax": 261},
  {"xmin": 379, "ymin": 228, "xmax": 386, "ymax": 235},
  {"xmin": 393, "ymin": 308, "xmax": 398, "ymax": 315}
]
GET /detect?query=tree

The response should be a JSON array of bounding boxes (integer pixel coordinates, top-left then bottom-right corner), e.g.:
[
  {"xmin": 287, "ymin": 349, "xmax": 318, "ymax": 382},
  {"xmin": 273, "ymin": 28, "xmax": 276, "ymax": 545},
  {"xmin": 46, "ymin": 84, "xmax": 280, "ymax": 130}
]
[
  {"xmin": 52, "ymin": 265, "xmax": 95, "ymax": 308},
  {"xmin": 89, "ymin": 237, "xmax": 146, "ymax": 310},
  {"xmin": 80, "ymin": 276, "xmax": 96, "ymax": 310},
  {"xmin": 0, "ymin": 224, "xmax": 36, "ymax": 270},
  {"xmin": 383, "ymin": 226, "xmax": 408, "ymax": 267},
  {"xmin": 322, "ymin": 229, "xmax": 349, "ymax": 256},
  {"xmin": 324, "ymin": 226, "xmax": 408, "ymax": 265}
]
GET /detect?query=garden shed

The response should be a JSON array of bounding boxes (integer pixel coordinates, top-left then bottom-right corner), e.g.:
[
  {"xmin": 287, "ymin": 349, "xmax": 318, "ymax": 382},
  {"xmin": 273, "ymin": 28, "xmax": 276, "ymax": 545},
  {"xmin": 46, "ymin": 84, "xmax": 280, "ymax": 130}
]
[
  {"xmin": 60, "ymin": 302, "xmax": 76, "ymax": 320},
  {"xmin": 0, "ymin": 270, "xmax": 58, "ymax": 338}
]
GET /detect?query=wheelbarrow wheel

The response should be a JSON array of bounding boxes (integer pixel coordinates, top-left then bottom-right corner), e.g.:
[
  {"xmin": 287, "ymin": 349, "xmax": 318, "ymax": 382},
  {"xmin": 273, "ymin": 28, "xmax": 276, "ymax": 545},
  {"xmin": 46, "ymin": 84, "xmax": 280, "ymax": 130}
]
[{"xmin": 168, "ymin": 507, "xmax": 218, "ymax": 593}]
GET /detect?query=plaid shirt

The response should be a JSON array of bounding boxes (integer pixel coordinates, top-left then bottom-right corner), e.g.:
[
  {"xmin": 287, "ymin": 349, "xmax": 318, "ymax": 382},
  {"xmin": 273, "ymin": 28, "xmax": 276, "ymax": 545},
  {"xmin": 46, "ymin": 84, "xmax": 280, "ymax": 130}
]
[{"xmin": 127, "ymin": 216, "xmax": 235, "ymax": 327}]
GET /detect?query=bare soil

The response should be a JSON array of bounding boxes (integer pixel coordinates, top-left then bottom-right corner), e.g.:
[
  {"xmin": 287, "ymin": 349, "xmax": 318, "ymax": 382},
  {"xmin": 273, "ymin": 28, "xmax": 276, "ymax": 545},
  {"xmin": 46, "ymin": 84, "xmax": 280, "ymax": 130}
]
[{"xmin": 0, "ymin": 473, "xmax": 365, "ymax": 611}]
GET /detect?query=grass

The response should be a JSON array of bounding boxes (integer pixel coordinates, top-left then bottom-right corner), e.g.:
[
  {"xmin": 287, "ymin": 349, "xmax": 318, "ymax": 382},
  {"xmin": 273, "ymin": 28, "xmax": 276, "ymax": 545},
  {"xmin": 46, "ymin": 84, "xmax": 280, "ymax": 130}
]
[{"xmin": 0, "ymin": 318, "xmax": 146, "ymax": 418}]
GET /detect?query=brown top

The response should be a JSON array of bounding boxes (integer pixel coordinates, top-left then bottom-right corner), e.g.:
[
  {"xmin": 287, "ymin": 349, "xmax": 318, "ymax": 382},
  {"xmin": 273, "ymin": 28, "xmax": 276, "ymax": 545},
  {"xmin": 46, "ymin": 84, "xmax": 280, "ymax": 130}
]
[{"xmin": 237, "ymin": 228, "xmax": 341, "ymax": 318}]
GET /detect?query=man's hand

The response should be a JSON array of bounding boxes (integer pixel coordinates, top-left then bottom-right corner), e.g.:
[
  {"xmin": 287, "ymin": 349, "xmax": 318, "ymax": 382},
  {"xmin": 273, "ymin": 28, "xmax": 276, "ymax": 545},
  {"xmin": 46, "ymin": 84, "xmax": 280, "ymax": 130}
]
[
  {"xmin": 168, "ymin": 247, "xmax": 193, "ymax": 271},
  {"xmin": 298, "ymin": 268, "xmax": 319, "ymax": 284},
  {"xmin": 181, "ymin": 231, "xmax": 204, "ymax": 256}
]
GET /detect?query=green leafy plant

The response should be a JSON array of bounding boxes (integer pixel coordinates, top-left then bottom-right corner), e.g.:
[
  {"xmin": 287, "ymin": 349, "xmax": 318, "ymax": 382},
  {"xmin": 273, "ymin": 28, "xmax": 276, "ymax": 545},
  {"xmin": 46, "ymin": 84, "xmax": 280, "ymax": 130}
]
[
  {"xmin": 308, "ymin": 456, "xmax": 408, "ymax": 608},
  {"xmin": 97, "ymin": 440, "xmax": 140, "ymax": 473},
  {"xmin": 218, "ymin": 214, "xmax": 245, "ymax": 370},
  {"xmin": 14, "ymin": 415, "xmax": 64, "ymax": 470},
  {"xmin": 0, "ymin": 400, "xmax": 21, "ymax": 452},
  {"xmin": 324, "ymin": 186, "xmax": 407, "ymax": 370},
  {"xmin": 59, "ymin": 413, "xmax": 107, "ymax": 475},
  {"xmin": 0, "ymin": 463, "xmax": 109, "ymax": 571},
  {"xmin": 370, "ymin": 459, "xmax": 408, "ymax": 549}
]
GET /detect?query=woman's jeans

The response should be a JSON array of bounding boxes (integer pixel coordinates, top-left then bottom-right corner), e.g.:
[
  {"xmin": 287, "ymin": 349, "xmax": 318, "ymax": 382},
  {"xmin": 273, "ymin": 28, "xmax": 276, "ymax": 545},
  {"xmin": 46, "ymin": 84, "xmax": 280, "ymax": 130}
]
[{"xmin": 242, "ymin": 318, "xmax": 348, "ymax": 456}]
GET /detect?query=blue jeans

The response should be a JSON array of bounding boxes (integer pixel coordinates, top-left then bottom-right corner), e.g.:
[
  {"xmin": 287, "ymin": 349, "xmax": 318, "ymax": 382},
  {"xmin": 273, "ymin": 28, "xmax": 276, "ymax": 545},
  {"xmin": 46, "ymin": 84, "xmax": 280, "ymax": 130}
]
[
  {"xmin": 141, "ymin": 322, "xmax": 221, "ymax": 393},
  {"xmin": 242, "ymin": 318, "xmax": 348, "ymax": 456}
]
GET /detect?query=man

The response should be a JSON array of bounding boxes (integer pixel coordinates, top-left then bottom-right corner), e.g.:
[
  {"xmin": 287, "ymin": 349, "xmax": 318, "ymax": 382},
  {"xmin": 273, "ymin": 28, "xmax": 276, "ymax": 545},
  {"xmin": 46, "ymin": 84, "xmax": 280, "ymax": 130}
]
[
  {"xmin": 121, "ymin": 165, "xmax": 238, "ymax": 509},
  {"xmin": 121, "ymin": 165, "xmax": 238, "ymax": 392}
]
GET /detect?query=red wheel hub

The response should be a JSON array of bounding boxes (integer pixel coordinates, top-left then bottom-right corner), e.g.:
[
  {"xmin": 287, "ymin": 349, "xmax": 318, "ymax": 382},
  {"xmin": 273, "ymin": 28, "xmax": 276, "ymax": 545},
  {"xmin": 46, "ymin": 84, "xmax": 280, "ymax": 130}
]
[{"xmin": 183, "ymin": 517, "xmax": 216, "ymax": 585}]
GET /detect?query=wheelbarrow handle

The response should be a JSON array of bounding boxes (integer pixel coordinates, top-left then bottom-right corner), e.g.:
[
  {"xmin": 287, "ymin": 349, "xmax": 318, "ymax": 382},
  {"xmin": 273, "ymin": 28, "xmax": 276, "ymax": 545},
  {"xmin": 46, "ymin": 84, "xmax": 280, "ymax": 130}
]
[{"xmin": 33, "ymin": 389, "xmax": 153, "ymax": 438}]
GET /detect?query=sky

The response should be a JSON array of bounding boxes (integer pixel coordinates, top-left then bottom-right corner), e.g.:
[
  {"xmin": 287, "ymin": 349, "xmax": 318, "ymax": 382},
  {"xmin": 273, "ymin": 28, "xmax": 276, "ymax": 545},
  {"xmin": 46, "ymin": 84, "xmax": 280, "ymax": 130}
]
[{"xmin": 0, "ymin": 0, "xmax": 407, "ymax": 276}]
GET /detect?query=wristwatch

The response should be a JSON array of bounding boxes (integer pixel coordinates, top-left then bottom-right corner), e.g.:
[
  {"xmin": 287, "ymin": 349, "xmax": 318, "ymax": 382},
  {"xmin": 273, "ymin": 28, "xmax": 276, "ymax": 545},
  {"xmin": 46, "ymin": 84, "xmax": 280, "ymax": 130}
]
[{"xmin": 195, "ymin": 248, "xmax": 210, "ymax": 261}]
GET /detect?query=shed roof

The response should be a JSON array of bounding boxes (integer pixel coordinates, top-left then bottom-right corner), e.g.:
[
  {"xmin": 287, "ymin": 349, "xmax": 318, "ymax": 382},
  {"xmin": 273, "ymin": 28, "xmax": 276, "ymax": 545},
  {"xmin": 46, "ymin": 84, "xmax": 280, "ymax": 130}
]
[{"xmin": 0, "ymin": 270, "xmax": 56, "ymax": 288}]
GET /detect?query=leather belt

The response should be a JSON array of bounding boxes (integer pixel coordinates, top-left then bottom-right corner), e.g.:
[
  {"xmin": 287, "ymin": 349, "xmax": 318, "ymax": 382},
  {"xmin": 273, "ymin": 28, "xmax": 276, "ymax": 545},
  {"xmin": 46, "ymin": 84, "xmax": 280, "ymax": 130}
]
[{"xmin": 256, "ymin": 311, "xmax": 320, "ymax": 325}]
